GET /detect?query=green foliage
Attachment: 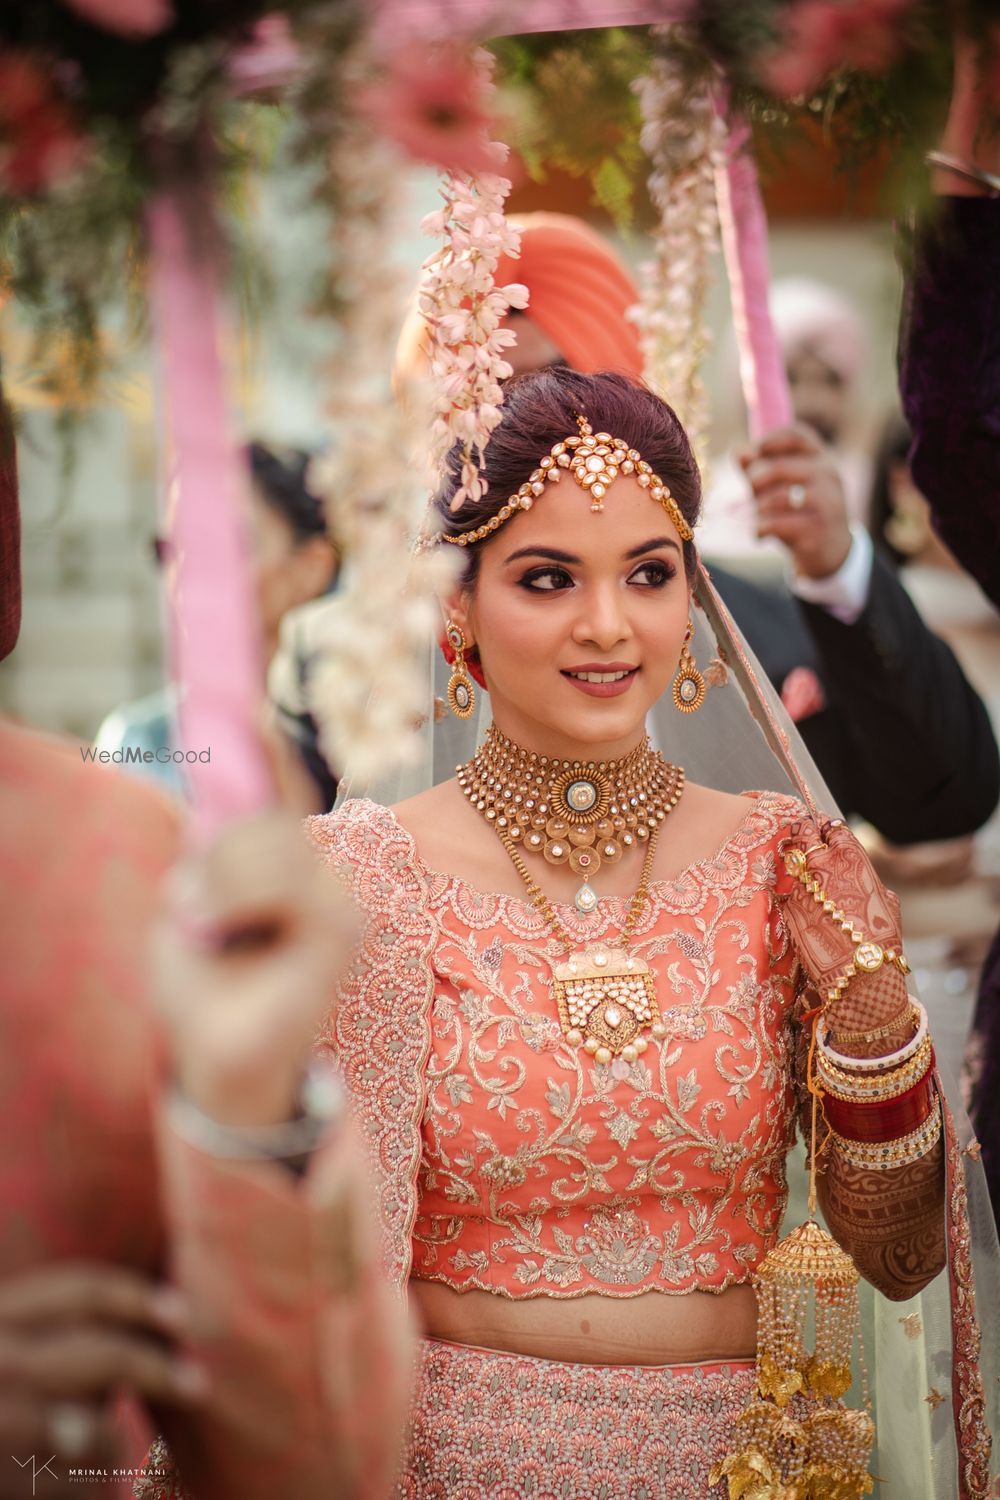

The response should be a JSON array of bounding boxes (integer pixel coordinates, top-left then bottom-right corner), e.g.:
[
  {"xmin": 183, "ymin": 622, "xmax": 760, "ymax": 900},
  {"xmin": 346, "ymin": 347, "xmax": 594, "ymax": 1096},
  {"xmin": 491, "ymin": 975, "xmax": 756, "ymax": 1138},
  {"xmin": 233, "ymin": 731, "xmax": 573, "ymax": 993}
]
[
  {"xmin": 492, "ymin": 28, "xmax": 648, "ymax": 225},
  {"xmin": 0, "ymin": 2, "xmax": 362, "ymax": 405},
  {"xmin": 593, "ymin": 154, "xmax": 639, "ymax": 225},
  {"xmin": 491, "ymin": 4, "xmax": 994, "ymax": 228},
  {"xmin": 0, "ymin": 0, "xmax": 994, "ymax": 404}
]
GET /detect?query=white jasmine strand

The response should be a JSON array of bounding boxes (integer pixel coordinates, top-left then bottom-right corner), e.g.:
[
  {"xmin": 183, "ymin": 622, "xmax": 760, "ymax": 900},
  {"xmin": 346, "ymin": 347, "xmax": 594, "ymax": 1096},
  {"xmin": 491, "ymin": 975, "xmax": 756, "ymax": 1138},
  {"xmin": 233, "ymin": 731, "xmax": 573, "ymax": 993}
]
[
  {"xmin": 418, "ymin": 49, "xmax": 528, "ymax": 511},
  {"xmin": 307, "ymin": 42, "xmax": 451, "ymax": 783},
  {"xmin": 631, "ymin": 34, "xmax": 726, "ymax": 474}
]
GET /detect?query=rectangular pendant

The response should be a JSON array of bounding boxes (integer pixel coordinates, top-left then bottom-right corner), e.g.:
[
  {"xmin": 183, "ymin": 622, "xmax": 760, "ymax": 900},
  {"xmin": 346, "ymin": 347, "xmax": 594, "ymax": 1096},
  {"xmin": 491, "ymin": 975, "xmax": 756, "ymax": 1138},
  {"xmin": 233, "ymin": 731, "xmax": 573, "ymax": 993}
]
[{"xmin": 552, "ymin": 947, "xmax": 659, "ymax": 1056}]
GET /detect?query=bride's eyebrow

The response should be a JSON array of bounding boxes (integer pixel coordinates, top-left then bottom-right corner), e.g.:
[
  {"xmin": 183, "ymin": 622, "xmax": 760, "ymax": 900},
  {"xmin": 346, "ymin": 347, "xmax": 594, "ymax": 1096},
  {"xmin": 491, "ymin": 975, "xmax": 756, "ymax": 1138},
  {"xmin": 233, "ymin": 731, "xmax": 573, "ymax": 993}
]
[
  {"xmin": 503, "ymin": 537, "xmax": 681, "ymax": 567},
  {"xmin": 503, "ymin": 546, "xmax": 581, "ymax": 565},
  {"xmin": 624, "ymin": 537, "xmax": 681, "ymax": 559}
]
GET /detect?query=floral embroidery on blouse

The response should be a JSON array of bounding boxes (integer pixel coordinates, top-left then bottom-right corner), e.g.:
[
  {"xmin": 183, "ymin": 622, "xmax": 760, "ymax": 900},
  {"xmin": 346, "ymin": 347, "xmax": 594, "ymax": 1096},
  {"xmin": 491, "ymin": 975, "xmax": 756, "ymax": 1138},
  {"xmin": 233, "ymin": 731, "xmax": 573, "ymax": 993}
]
[{"xmin": 309, "ymin": 791, "xmax": 807, "ymax": 1299}]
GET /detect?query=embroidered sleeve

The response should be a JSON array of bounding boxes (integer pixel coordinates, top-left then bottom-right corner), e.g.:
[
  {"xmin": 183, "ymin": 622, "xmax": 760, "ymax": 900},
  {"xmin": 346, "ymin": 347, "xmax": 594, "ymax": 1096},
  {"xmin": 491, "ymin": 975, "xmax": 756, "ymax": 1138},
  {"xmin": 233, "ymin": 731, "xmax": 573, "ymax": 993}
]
[{"xmin": 306, "ymin": 801, "xmax": 436, "ymax": 1289}]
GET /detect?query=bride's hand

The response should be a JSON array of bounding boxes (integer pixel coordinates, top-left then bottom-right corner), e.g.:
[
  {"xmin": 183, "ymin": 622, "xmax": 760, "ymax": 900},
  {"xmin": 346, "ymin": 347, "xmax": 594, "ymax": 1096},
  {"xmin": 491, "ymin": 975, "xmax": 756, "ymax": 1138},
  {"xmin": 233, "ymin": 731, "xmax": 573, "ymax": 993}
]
[
  {"xmin": 151, "ymin": 811, "xmax": 355, "ymax": 1127},
  {"xmin": 776, "ymin": 815, "xmax": 908, "ymax": 1038}
]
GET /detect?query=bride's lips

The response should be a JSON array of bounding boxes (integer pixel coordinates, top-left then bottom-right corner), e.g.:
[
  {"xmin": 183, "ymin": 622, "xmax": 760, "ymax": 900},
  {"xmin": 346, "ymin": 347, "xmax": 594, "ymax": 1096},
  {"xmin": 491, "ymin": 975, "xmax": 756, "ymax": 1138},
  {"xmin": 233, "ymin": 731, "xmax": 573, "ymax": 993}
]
[{"xmin": 561, "ymin": 662, "xmax": 639, "ymax": 698}]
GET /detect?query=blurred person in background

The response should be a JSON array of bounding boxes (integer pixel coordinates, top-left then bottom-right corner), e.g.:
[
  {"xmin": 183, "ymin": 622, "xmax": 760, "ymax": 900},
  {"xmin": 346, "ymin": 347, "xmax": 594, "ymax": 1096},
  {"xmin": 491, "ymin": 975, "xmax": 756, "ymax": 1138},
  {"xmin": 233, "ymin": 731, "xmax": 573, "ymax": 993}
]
[
  {"xmin": 698, "ymin": 276, "xmax": 873, "ymax": 561},
  {"xmin": 0, "ymin": 391, "xmax": 410, "ymax": 1498},
  {"xmin": 860, "ymin": 410, "xmax": 1000, "ymax": 1097},
  {"xmin": 94, "ymin": 441, "xmax": 337, "ymax": 801},
  {"xmin": 868, "ymin": 411, "xmax": 999, "ymax": 710},
  {"xmin": 716, "ymin": 415, "xmax": 998, "ymax": 842},
  {"xmin": 896, "ymin": 27, "xmax": 1000, "ymax": 1210}
]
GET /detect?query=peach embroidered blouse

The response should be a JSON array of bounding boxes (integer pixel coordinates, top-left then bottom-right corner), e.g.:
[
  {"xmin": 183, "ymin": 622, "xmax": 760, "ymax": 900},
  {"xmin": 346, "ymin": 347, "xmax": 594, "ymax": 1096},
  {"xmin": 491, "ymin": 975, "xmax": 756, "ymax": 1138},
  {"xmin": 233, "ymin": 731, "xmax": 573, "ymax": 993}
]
[{"xmin": 310, "ymin": 789, "xmax": 807, "ymax": 1299}]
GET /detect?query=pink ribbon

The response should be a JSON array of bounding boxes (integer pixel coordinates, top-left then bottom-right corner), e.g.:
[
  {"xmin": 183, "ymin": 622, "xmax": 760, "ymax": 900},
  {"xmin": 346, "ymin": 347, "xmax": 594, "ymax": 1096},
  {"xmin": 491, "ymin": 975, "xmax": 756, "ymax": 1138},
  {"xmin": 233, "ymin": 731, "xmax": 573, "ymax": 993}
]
[
  {"xmin": 371, "ymin": 0, "xmax": 694, "ymax": 41},
  {"xmin": 713, "ymin": 104, "xmax": 793, "ymax": 438},
  {"xmin": 147, "ymin": 188, "xmax": 274, "ymax": 839}
]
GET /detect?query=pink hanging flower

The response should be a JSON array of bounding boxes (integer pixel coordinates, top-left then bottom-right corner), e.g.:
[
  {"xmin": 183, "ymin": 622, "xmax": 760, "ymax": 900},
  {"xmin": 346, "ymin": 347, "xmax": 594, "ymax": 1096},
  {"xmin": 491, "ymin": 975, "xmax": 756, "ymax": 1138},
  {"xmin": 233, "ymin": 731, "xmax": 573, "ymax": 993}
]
[
  {"xmin": 61, "ymin": 0, "xmax": 174, "ymax": 38},
  {"xmin": 358, "ymin": 43, "xmax": 501, "ymax": 178},
  {"xmin": 0, "ymin": 55, "xmax": 86, "ymax": 195},
  {"xmin": 229, "ymin": 15, "xmax": 303, "ymax": 96},
  {"xmin": 760, "ymin": 0, "xmax": 914, "ymax": 99}
]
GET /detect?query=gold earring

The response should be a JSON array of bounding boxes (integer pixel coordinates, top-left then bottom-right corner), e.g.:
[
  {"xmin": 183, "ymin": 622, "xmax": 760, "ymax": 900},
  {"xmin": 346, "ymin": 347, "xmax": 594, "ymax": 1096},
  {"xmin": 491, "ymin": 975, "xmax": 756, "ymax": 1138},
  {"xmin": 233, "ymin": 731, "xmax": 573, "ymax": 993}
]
[
  {"xmin": 672, "ymin": 622, "xmax": 705, "ymax": 713},
  {"xmin": 445, "ymin": 622, "xmax": 476, "ymax": 719}
]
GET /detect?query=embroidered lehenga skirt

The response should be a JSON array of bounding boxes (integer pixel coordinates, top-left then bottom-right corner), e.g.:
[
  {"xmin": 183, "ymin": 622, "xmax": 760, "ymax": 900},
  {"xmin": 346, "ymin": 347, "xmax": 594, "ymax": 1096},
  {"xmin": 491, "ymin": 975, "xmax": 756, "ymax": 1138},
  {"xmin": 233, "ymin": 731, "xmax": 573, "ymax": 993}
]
[{"xmin": 399, "ymin": 1337, "xmax": 755, "ymax": 1499}]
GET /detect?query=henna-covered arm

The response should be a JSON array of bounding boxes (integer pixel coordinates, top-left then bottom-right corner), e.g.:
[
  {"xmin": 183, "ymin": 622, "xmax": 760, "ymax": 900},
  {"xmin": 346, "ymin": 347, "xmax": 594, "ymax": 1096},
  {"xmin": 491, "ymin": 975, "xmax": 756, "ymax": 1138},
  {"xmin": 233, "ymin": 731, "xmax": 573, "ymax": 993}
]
[
  {"xmin": 789, "ymin": 987, "xmax": 945, "ymax": 1301},
  {"xmin": 781, "ymin": 818, "xmax": 946, "ymax": 1299},
  {"xmin": 815, "ymin": 1125, "xmax": 945, "ymax": 1303}
]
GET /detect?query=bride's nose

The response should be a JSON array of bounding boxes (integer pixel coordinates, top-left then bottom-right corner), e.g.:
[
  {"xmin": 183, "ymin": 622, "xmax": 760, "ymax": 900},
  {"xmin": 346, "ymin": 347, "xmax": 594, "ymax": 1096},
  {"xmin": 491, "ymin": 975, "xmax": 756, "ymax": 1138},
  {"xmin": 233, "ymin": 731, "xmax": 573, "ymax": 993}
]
[{"xmin": 570, "ymin": 582, "xmax": 631, "ymax": 651}]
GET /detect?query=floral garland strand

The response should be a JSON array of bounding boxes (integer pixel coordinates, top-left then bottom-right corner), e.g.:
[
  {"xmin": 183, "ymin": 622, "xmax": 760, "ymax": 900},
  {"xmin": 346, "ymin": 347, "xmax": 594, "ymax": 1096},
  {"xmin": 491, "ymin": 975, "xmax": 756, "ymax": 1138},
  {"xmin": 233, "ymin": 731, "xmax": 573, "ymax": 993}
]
[
  {"xmin": 418, "ymin": 49, "xmax": 527, "ymax": 510},
  {"xmin": 306, "ymin": 44, "xmax": 452, "ymax": 785},
  {"xmin": 631, "ymin": 32, "xmax": 727, "ymax": 474}
]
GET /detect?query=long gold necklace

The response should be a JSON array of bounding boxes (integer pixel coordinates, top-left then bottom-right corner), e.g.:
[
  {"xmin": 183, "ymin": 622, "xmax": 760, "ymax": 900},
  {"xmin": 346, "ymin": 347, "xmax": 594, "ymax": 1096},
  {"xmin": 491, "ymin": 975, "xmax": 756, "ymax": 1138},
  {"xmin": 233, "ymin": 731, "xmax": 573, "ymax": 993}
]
[{"xmin": 458, "ymin": 730, "xmax": 685, "ymax": 1061}]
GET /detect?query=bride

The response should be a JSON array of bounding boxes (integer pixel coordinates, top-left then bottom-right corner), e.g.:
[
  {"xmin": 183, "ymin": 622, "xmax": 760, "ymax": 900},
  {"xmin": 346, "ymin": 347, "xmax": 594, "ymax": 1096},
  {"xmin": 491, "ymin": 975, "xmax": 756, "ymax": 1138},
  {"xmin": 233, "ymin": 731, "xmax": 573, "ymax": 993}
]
[{"xmin": 311, "ymin": 367, "xmax": 978, "ymax": 1496}]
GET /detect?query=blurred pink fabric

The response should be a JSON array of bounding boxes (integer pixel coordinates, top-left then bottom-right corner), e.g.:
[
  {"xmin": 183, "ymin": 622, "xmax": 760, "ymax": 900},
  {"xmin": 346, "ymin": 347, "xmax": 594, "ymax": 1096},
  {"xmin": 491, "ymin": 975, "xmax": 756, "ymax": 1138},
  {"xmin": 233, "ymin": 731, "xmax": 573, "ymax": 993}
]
[
  {"xmin": 0, "ymin": 723, "xmax": 410, "ymax": 1498},
  {"xmin": 372, "ymin": 0, "xmax": 691, "ymax": 41}
]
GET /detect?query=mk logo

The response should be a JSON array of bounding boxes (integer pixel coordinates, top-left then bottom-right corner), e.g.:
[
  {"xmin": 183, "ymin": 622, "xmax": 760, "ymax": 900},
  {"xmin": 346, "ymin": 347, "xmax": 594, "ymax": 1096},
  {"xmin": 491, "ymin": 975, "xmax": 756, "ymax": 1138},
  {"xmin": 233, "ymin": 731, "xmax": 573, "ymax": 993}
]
[{"xmin": 11, "ymin": 1455, "xmax": 57, "ymax": 1494}]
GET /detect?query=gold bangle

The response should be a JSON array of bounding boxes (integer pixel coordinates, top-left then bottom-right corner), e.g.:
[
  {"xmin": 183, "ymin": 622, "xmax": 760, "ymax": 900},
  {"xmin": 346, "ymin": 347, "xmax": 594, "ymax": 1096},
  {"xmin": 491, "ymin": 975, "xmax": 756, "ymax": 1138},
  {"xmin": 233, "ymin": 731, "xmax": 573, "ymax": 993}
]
[
  {"xmin": 829, "ymin": 1003, "xmax": 918, "ymax": 1047},
  {"xmin": 817, "ymin": 1043, "xmax": 934, "ymax": 1104},
  {"xmin": 821, "ymin": 1050, "xmax": 941, "ymax": 1110},
  {"xmin": 830, "ymin": 1110, "xmax": 941, "ymax": 1171},
  {"xmin": 819, "ymin": 1001, "xmax": 929, "ymax": 1073},
  {"xmin": 816, "ymin": 1031, "xmax": 932, "ymax": 1083}
]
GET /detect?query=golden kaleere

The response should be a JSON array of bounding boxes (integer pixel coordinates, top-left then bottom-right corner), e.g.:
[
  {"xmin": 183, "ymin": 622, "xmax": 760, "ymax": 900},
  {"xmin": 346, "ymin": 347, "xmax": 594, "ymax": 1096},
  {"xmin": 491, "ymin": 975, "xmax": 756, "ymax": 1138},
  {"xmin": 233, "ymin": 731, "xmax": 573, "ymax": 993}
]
[
  {"xmin": 711, "ymin": 1219, "xmax": 874, "ymax": 1500},
  {"xmin": 710, "ymin": 834, "xmax": 898, "ymax": 1500},
  {"xmin": 711, "ymin": 1034, "xmax": 876, "ymax": 1500}
]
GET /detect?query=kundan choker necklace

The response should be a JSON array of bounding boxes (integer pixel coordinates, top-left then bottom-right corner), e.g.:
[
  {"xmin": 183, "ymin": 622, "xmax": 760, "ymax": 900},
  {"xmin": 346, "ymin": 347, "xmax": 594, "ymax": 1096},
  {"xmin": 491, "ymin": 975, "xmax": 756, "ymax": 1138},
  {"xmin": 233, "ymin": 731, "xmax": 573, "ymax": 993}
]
[
  {"xmin": 457, "ymin": 728, "xmax": 685, "ymax": 1062},
  {"xmin": 458, "ymin": 727, "xmax": 684, "ymax": 914}
]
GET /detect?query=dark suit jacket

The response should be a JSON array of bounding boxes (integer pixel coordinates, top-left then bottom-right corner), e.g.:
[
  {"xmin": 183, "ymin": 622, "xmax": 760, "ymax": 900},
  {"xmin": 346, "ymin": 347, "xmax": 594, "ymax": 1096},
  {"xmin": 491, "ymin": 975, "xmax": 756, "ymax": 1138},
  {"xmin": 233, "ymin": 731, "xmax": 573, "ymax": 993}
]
[
  {"xmin": 709, "ymin": 554, "xmax": 999, "ymax": 842},
  {"xmin": 899, "ymin": 195, "xmax": 1000, "ymax": 1209}
]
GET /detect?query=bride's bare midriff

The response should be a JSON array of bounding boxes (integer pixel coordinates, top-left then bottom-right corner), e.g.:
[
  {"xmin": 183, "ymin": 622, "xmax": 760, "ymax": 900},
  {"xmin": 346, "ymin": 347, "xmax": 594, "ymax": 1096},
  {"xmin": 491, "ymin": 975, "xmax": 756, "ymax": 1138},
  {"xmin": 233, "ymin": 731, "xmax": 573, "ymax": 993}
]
[{"xmin": 410, "ymin": 1280, "xmax": 758, "ymax": 1366}]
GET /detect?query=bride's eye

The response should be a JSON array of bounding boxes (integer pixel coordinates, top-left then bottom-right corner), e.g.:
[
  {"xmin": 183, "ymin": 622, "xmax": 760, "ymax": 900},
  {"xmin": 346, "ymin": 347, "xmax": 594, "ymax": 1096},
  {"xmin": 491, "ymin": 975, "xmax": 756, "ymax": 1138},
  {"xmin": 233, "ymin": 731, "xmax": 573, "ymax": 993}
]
[
  {"xmin": 519, "ymin": 566, "xmax": 575, "ymax": 592},
  {"xmin": 628, "ymin": 559, "xmax": 676, "ymax": 587}
]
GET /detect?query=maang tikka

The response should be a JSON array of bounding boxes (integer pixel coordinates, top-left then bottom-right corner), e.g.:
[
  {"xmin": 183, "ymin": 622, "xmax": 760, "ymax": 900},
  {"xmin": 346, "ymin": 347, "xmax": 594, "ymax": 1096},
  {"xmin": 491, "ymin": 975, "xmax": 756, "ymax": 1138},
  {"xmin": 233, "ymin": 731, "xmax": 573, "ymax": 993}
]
[
  {"xmin": 672, "ymin": 621, "xmax": 705, "ymax": 713},
  {"xmin": 439, "ymin": 414, "xmax": 695, "ymax": 548},
  {"xmin": 445, "ymin": 622, "xmax": 476, "ymax": 720}
]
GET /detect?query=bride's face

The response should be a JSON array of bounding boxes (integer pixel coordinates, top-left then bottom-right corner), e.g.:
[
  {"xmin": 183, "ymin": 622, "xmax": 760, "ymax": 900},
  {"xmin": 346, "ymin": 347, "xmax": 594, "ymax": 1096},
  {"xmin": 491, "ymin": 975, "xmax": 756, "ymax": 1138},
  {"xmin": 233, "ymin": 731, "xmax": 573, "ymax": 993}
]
[{"xmin": 449, "ymin": 472, "xmax": 691, "ymax": 760}]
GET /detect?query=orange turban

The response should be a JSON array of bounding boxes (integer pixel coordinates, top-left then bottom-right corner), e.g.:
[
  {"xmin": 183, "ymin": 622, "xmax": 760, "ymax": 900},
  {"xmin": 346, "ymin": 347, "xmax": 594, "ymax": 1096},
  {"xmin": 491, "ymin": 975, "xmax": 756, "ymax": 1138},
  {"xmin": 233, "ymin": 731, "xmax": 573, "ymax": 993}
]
[{"xmin": 395, "ymin": 211, "xmax": 645, "ymax": 382}]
